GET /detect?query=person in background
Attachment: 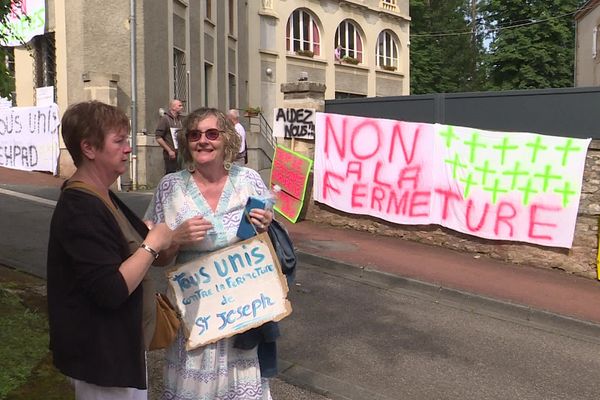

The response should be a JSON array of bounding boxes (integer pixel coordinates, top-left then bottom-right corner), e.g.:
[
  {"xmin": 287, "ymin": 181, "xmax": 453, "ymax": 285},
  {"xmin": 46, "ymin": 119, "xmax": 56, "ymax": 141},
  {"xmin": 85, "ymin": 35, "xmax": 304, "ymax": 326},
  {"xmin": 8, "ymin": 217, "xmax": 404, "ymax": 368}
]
[
  {"xmin": 227, "ymin": 108, "xmax": 247, "ymax": 165},
  {"xmin": 47, "ymin": 100, "xmax": 210, "ymax": 399},
  {"xmin": 155, "ymin": 99, "xmax": 184, "ymax": 174},
  {"xmin": 334, "ymin": 45, "xmax": 342, "ymax": 63},
  {"xmin": 144, "ymin": 107, "xmax": 274, "ymax": 399}
]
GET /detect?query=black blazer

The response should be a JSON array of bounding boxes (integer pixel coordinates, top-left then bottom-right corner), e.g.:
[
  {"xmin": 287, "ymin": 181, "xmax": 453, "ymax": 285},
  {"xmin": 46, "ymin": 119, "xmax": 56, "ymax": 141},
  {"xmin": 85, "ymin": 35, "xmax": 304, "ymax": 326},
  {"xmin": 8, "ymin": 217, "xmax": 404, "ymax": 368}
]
[{"xmin": 46, "ymin": 185, "xmax": 149, "ymax": 389}]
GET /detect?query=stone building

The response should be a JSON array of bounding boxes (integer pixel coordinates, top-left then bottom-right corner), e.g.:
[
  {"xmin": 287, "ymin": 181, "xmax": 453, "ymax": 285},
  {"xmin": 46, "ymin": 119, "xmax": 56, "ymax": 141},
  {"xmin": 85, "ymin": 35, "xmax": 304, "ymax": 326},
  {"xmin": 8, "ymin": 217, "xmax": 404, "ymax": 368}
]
[
  {"xmin": 575, "ymin": 0, "xmax": 600, "ymax": 86},
  {"xmin": 10, "ymin": 0, "xmax": 410, "ymax": 187}
]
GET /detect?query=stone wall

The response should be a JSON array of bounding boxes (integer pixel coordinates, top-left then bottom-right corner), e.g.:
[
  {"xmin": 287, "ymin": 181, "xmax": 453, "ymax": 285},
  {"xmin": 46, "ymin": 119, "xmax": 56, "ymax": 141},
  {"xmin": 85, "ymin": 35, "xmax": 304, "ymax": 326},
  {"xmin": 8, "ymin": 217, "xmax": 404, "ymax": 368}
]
[
  {"xmin": 304, "ymin": 140, "xmax": 600, "ymax": 280},
  {"xmin": 281, "ymin": 81, "xmax": 600, "ymax": 280}
]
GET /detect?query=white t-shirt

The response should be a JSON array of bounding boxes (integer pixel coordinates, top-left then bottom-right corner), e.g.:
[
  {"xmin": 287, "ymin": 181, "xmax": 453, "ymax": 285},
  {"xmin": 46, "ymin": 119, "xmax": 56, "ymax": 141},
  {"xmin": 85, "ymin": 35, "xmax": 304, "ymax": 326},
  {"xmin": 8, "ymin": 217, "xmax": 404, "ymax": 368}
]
[{"xmin": 234, "ymin": 122, "xmax": 246, "ymax": 153}]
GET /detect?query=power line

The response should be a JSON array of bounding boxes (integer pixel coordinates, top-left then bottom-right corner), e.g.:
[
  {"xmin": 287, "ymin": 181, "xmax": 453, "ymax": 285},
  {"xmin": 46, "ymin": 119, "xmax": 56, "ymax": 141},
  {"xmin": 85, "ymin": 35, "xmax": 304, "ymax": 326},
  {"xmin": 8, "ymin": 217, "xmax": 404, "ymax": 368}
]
[{"xmin": 410, "ymin": 4, "xmax": 590, "ymax": 39}]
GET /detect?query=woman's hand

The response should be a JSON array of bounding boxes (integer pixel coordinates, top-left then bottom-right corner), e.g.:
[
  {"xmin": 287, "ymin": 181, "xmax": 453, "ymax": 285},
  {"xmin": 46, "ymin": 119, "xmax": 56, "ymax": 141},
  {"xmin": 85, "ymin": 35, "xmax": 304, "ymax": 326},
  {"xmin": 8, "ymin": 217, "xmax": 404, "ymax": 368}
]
[
  {"xmin": 249, "ymin": 209, "xmax": 273, "ymax": 233},
  {"xmin": 173, "ymin": 216, "xmax": 214, "ymax": 245}
]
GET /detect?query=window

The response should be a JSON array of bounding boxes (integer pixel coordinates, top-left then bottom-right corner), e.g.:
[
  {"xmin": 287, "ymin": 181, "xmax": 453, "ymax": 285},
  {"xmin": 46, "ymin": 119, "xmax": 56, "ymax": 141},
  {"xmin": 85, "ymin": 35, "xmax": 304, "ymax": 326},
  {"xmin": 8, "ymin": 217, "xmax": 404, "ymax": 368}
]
[
  {"xmin": 594, "ymin": 26, "xmax": 599, "ymax": 59},
  {"xmin": 173, "ymin": 48, "xmax": 187, "ymax": 111},
  {"xmin": 228, "ymin": 0, "xmax": 235, "ymax": 35},
  {"xmin": 206, "ymin": 0, "xmax": 211, "ymax": 20},
  {"xmin": 33, "ymin": 33, "xmax": 56, "ymax": 92},
  {"xmin": 228, "ymin": 73, "xmax": 236, "ymax": 109},
  {"xmin": 380, "ymin": 0, "xmax": 398, "ymax": 12},
  {"xmin": 204, "ymin": 63, "xmax": 212, "ymax": 106},
  {"xmin": 376, "ymin": 30, "xmax": 399, "ymax": 70},
  {"xmin": 286, "ymin": 9, "xmax": 320, "ymax": 56},
  {"xmin": 335, "ymin": 20, "xmax": 363, "ymax": 63}
]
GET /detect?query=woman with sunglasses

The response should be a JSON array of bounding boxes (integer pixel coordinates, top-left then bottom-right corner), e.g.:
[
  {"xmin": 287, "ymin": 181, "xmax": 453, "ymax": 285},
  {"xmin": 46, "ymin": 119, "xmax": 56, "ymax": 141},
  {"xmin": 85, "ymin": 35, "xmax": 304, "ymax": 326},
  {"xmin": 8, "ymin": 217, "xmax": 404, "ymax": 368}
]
[{"xmin": 144, "ymin": 107, "xmax": 274, "ymax": 399}]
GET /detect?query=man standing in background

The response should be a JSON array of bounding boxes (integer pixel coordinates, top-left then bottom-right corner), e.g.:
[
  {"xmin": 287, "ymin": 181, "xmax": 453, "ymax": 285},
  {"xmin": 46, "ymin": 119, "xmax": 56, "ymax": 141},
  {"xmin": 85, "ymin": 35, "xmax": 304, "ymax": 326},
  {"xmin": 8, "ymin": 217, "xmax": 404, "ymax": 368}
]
[
  {"xmin": 155, "ymin": 99, "xmax": 183, "ymax": 174},
  {"xmin": 227, "ymin": 109, "xmax": 247, "ymax": 166}
]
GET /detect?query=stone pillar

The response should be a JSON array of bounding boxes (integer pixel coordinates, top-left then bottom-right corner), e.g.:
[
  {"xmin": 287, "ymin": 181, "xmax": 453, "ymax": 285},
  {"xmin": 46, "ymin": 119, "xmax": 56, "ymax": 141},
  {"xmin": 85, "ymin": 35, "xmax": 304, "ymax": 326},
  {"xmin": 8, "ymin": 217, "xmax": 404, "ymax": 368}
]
[
  {"xmin": 279, "ymin": 81, "xmax": 326, "ymax": 160},
  {"xmin": 279, "ymin": 81, "xmax": 326, "ymax": 221},
  {"xmin": 82, "ymin": 72, "xmax": 119, "ymax": 106}
]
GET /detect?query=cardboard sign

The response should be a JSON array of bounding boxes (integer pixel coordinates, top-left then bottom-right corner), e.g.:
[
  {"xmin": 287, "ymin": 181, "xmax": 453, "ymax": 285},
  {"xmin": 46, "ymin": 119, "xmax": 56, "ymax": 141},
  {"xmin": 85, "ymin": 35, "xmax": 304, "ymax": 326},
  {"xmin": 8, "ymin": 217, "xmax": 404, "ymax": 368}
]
[
  {"xmin": 272, "ymin": 107, "xmax": 316, "ymax": 139},
  {"xmin": 167, "ymin": 233, "xmax": 292, "ymax": 350},
  {"xmin": 270, "ymin": 145, "xmax": 313, "ymax": 222}
]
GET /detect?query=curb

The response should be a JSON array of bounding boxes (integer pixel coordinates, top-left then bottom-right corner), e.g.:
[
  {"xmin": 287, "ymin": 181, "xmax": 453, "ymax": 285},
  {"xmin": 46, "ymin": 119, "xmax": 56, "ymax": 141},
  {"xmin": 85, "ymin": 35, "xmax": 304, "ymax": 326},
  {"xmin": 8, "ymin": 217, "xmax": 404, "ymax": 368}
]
[{"xmin": 296, "ymin": 251, "xmax": 600, "ymax": 343}]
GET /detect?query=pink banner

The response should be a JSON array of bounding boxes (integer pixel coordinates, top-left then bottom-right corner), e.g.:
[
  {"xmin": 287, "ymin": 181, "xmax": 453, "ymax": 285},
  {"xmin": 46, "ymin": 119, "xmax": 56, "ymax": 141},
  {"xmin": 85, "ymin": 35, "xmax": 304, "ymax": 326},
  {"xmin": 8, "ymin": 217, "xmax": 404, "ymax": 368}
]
[{"xmin": 314, "ymin": 112, "xmax": 590, "ymax": 248}]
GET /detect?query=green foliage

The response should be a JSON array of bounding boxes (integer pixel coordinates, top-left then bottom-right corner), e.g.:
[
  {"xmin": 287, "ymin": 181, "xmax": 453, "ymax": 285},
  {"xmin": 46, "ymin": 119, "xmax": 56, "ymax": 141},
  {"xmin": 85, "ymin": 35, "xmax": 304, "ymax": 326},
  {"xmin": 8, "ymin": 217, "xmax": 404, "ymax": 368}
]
[
  {"xmin": 410, "ymin": 0, "xmax": 588, "ymax": 93},
  {"xmin": 342, "ymin": 56, "xmax": 360, "ymax": 65},
  {"xmin": 0, "ymin": 0, "xmax": 20, "ymax": 100},
  {"xmin": 0, "ymin": 285, "xmax": 48, "ymax": 399},
  {"xmin": 410, "ymin": 0, "xmax": 482, "ymax": 94},
  {"xmin": 480, "ymin": 0, "xmax": 586, "ymax": 90}
]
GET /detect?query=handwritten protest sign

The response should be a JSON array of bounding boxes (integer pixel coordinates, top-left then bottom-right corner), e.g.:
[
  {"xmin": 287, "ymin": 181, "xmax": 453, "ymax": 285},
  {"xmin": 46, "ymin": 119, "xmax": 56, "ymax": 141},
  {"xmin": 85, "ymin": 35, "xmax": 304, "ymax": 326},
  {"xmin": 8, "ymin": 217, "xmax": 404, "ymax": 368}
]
[
  {"xmin": 167, "ymin": 233, "xmax": 292, "ymax": 350},
  {"xmin": 0, "ymin": 104, "xmax": 60, "ymax": 174},
  {"xmin": 270, "ymin": 145, "xmax": 313, "ymax": 222},
  {"xmin": 314, "ymin": 112, "xmax": 590, "ymax": 248},
  {"xmin": 273, "ymin": 108, "xmax": 315, "ymax": 139},
  {"xmin": 0, "ymin": 0, "xmax": 46, "ymax": 46}
]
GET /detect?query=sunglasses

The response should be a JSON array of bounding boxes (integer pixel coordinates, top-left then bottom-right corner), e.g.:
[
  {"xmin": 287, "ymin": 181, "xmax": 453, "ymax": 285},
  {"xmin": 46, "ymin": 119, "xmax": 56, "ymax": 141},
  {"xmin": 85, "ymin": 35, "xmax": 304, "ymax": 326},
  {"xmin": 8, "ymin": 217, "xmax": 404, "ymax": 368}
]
[{"xmin": 186, "ymin": 128, "xmax": 223, "ymax": 142}]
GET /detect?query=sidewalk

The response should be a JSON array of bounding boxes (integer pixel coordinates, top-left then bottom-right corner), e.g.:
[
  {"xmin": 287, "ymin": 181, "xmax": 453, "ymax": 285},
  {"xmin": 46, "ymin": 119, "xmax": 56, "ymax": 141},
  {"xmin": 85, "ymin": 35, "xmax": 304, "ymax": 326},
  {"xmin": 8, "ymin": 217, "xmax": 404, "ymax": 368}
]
[
  {"xmin": 283, "ymin": 219, "xmax": 600, "ymax": 326},
  {"xmin": 2, "ymin": 167, "xmax": 600, "ymax": 326}
]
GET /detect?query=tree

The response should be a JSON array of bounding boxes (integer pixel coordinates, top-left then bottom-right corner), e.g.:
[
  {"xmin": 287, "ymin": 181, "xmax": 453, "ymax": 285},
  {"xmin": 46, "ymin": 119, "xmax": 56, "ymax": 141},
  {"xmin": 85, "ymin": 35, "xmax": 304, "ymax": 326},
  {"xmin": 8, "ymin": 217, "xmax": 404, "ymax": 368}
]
[
  {"xmin": 410, "ymin": 0, "xmax": 483, "ymax": 94},
  {"xmin": 480, "ymin": 0, "xmax": 586, "ymax": 90},
  {"xmin": 0, "ymin": 0, "xmax": 19, "ymax": 99}
]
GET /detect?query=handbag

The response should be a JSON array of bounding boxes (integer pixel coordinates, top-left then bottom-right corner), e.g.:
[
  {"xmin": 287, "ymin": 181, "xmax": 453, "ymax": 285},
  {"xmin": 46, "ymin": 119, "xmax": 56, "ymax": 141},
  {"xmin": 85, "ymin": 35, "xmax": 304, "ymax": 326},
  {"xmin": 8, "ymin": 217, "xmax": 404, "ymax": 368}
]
[
  {"xmin": 267, "ymin": 219, "xmax": 297, "ymax": 283},
  {"xmin": 149, "ymin": 293, "xmax": 181, "ymax": 350}
]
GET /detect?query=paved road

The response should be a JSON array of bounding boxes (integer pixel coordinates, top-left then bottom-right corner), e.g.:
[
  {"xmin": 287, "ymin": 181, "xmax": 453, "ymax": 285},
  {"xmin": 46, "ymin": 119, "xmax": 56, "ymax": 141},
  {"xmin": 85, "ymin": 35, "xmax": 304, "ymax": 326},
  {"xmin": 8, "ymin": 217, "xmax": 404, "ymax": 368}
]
[{"xmin": 3, "ymin": 185, "xmax": 600, "ymax": 399}]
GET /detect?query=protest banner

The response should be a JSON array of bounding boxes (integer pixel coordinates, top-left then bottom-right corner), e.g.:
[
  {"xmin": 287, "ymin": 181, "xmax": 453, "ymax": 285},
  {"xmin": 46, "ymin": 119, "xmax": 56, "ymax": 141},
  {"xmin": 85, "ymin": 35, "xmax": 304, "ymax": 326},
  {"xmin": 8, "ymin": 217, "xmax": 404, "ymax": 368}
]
[
  {"xmin": 0, "ymin": 104, "xmax": 60, "ymax": 174},
  {"xmin": 0, "ymin": 0, "xmax": 46, "ymax": 46},
  {"xmin": 314, "ymin": 112, "xmax": 590, "ymax": 248},
  {"xmin": 270, "ymin": 145, "xmax": 313, "ymax": 222},
  {"xmin": 272, "ymin": 107, "xmax": 316, "ymax": 140},
  {"xmin": 167, "ymin": 233, "xmax": 292, "ymax": 350}
]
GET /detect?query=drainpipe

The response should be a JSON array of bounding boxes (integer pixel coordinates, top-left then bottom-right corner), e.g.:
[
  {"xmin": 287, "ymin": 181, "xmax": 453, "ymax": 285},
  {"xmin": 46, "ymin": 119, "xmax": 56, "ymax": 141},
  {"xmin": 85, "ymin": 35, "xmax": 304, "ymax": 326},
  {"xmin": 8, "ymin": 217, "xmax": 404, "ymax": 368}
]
[{"xmin": 130, "ymin": 0, "xmax": 138, "ymax": 190}]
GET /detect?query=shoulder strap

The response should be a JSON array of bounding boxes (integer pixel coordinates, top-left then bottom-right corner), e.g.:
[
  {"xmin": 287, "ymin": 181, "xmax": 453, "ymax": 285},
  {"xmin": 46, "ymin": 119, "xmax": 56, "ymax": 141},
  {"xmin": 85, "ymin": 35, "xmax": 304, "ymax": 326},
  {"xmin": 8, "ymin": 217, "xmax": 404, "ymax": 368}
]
[{"xmin": 64, "ymin": 180, "xmax": 118, "ymax": 215}]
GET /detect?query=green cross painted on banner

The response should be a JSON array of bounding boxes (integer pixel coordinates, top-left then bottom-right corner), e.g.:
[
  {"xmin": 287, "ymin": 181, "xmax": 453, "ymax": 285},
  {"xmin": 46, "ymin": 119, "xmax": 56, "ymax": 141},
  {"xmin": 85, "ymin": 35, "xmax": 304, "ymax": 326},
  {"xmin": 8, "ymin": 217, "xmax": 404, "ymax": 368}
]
[
  {"xmin": 444, "ymin": 153, "xmax": 467, "ymax": 179},
  {"xmin": 483, "ymin": 178, "xmax": 509, "ymax": 204},
  {"xmin": 463, "ymin": 132, "xmax": 487, "ymax": 163},
  {"xmin": 517, "ymin": 179, "xmax": 539, "ymax": 205},
  {"xmin": 525, "ymin": 136, "xmax": 548, "ymax": 164},
  {"xmin": 492, "ymin": 137, "xmax": 519, "ymax": 165},
  {"xmin": 439, "ymin": 126, "xmax": 460, "ymax": 148},
  {"xmin": 533, "ymin": 165, "xmax": 562, "ymax": 191},
  {"xmin": 459, "ymin": 173, "xmax": 478, "ymax": 198},
  {"xmin": 555, "ymin": 138, "xmax": 582, "ymax": 167},
  {"xmin": 474, "ymin": 160, "xmax": 496, "ymax": 186},
  {"xmin": 502, "ymin": 161, "xmax": 529, "ymax": 190},
  {"xmin": 554, "ymin": 181, "xmax": 578, "ymax": 207}
]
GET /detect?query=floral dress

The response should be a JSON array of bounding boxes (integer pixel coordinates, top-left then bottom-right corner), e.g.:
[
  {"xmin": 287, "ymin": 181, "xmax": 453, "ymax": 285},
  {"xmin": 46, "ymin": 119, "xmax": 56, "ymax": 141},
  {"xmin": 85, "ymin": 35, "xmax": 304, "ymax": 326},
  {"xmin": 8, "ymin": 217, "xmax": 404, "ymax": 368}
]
[{"xmin": 144, "ymin": 166, "xmax": 272, "ymax": 400}]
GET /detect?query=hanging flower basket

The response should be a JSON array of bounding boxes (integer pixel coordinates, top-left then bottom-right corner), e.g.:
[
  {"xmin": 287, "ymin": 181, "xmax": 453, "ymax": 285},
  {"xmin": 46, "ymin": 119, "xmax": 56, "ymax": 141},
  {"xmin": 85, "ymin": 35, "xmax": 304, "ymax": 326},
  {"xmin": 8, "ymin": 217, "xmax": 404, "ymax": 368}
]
[
  {"xmin": 296, "ymin": 49, "xmax": 314, "ymax": 58},
  {"xmin": 245, "ymin": 106, "xmax": 261, "ymax": 117}
]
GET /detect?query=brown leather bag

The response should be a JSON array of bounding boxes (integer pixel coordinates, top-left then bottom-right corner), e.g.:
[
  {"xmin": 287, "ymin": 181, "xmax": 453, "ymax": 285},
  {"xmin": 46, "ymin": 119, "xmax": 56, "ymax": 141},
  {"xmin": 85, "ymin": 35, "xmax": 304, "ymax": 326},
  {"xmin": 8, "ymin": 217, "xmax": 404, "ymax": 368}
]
[{"xmin": 149, "ymin": 293, "xmax": 180, "ymax": 350}]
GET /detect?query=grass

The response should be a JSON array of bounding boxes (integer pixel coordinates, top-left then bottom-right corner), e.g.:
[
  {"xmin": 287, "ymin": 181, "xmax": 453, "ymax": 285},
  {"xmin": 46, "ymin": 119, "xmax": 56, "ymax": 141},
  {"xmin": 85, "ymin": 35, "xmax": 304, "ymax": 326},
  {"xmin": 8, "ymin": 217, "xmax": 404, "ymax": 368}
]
[{"xmin": 0, "ymin": 269, "xmax": 73, "ymax": 400}]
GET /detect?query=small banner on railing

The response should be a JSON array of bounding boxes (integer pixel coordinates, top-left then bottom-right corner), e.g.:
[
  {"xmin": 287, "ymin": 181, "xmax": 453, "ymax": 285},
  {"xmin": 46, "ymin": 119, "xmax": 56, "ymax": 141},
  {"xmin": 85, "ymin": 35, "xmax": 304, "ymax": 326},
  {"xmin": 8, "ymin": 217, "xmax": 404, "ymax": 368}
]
[{"xmin": 270, "ymin": 145, "xmax": 313, "ymax": 222}]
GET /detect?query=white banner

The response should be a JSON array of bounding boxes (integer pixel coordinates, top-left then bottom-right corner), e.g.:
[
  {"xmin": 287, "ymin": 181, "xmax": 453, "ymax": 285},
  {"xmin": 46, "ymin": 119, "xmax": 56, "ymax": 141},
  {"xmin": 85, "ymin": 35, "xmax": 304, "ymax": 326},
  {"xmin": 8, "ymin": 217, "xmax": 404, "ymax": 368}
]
[
  {"xmin": 0, "ymin": 0, "xmax": 46, "ymax": 47},
  {"xmin": 273, "ymin": 108, "xmax": 315, "ymax": 139},
  {"xmin": 167, "ymin": 233, "xmax": 292, "ymax": 350},
  {"xmin": 0, "ymin": 104, "xmax": 60, "ymax": 174},
  {"xmin": 314, "ymin": 112, "xmax": 590, "ymax": 249}
]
